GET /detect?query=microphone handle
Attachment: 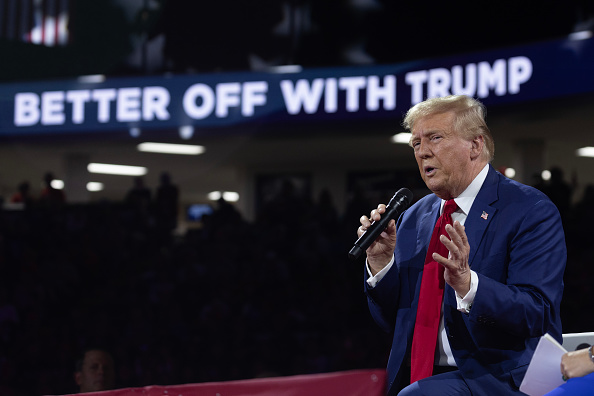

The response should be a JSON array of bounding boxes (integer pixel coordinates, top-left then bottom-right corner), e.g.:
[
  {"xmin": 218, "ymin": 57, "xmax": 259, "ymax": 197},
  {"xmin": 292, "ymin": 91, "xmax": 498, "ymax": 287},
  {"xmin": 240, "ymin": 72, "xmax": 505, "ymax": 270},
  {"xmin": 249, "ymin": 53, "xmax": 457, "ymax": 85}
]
[{"xmin": 348, "ymin": 190, "xmax": 411, "ymax": 260}]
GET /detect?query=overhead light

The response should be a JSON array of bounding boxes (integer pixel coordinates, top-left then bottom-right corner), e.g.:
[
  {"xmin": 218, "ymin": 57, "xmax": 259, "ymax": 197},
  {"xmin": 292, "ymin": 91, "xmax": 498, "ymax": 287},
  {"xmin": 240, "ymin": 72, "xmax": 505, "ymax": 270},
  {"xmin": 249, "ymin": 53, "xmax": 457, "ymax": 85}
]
[
  {"xmin": 576, "ymin": 147, "xmax": 594, "ymax": 157},
  {"xmin": 129, "ymin": 127, "xmax": 141, "ymax": 137},
  {"xmin": 88, "ymin": 163, "xmax": 147, "ymax": 176},
  {"xmin": 51, "ymin": 179, "xmax": 64, "ymax": 189},
  {"xmin": 87, "ymin": 182, "xmax": 104, "ymax": 192},
  {"xmin": 223, "ymin": 192, "xmax": 240, "ymax": 202},
  {"xmin": 137, "ymin": 142, "xmax": 205, "ymax": 155},
  {"xmin": 77, "ymin": 74, "xmax": 106, "ymax": 83},
  {"xmin": 179, "ymin": 125, "xmax": 194, "ymax": 139},
  {"xmin": 569, "ymin": 17, "xmax": 594, "ymax": 41},
  {"xmin": 49, "ymin": 180, "xmax": 104, "ymax": 191},
  {"xmin": 269, "ymin": 65, "xmax": 303, "ymax": 74},
  {"xmin": 391, "ymin": 132, "xmax": 412, "ymax": 144},
  {"xmin": 541, "ymin": 170, "xmax": 551, "ymax": 181},
  {"xmin": 569, "ymin": 30, "xmax": 593, "ymax": 40},
  {"xmin": 208, "ymin": 191, "xmax": 221, "ymax": 201},
  {"xmin": 208, "ymin": 191, "xmax": 239, "ymax": 202}
]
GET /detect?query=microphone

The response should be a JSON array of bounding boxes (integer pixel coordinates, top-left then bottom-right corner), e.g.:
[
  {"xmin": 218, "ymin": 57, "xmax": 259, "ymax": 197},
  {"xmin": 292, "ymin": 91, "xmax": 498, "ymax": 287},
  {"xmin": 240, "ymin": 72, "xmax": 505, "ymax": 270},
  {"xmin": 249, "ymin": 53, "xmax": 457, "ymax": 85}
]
[{"xmin": 348, "ymin": 188, "xmax": 413, "ymax": 260}]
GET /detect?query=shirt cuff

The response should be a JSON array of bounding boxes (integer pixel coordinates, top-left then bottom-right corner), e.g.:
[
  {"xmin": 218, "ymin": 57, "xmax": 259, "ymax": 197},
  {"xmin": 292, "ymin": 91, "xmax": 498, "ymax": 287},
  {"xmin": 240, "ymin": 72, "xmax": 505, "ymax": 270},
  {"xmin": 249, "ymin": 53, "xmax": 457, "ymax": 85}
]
[
  {"xmin": 456, "ymin": 270, "xmax": 478, "ymax": 313},
  {"xmin": 366, "ymin": 255, "xmax": 395, "ymax": 288}
]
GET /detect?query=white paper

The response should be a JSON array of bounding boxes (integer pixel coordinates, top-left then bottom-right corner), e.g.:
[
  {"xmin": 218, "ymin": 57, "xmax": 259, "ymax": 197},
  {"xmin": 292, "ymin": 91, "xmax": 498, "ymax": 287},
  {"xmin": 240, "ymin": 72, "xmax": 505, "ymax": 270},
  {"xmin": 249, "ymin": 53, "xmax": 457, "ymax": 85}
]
[{"xmin": 519, "ymin": 333, "xmax": 567, "ymax": 396}]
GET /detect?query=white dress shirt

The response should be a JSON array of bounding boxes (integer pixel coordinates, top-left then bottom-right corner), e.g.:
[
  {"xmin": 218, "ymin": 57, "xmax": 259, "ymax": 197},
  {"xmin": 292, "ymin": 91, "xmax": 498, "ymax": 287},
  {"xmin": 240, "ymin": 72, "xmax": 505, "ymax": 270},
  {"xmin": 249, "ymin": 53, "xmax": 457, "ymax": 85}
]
[{"xmin": 366, "ymin": 164, "xmax": 489, "ymax": 366}]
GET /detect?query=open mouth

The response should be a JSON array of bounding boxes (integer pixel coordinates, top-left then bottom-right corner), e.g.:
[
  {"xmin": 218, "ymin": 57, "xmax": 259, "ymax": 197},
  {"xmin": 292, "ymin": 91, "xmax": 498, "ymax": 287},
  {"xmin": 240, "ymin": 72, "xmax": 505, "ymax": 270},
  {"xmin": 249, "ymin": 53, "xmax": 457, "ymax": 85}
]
[{"xmin": 424, "ymin": 166, "xmax": 436, "ymax": 175}]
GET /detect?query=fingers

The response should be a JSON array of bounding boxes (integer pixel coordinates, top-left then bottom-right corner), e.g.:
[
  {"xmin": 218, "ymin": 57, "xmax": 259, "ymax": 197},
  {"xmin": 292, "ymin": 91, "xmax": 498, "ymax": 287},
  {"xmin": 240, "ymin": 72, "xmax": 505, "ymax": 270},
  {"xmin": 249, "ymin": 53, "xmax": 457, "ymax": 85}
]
[
  {"xmin": 433, "ymin": 222, "xmax": 466, "ymax": 261},
  {"xmin": 359, "ymin": 215, "xmax": 373, "ymax": 228},
  {"xmin": 358, "ymin": 204, "xmax": 387, "ymax": 236},
  {"xmin": 370, "ymin": 204, "xmax": 387, "ymax": 222},
  {"xmin": 433, "ymin": 221, "xmax": 471, "ymax": 285},
  {"xmin": 444, "ymin": 221, "xmax": 466, "ymax": 247},
  {"xmin": 559, "ymin": 349, "xmax": 590, "ymax": 379},
  {"xmin": 434, "ymin": 221, "xmax": 471, "ymax": 296}
]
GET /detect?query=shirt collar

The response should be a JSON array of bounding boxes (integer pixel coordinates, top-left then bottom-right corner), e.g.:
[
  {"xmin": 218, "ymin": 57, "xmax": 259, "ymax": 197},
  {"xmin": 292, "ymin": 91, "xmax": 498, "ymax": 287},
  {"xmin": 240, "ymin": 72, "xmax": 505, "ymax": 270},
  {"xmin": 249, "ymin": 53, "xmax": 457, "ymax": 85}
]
[{"xmin": 441, "ymin": 164, "xmax": 490, "ymax": 215}]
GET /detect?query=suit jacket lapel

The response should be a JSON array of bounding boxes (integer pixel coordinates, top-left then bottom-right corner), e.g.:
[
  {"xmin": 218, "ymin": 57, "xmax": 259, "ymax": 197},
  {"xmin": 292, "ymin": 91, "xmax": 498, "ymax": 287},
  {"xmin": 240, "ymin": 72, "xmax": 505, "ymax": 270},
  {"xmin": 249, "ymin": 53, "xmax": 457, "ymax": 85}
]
[
  {"xmin": 465, "ymin": 165, "xmax": 499, "ymax": 267},
  {"xmin": 444, "ymin": 165, "xmax": 500, "ymax": 307},
  {"xmin": 419, "ymin": 197, "xmax": 441, "ymax": 262}
]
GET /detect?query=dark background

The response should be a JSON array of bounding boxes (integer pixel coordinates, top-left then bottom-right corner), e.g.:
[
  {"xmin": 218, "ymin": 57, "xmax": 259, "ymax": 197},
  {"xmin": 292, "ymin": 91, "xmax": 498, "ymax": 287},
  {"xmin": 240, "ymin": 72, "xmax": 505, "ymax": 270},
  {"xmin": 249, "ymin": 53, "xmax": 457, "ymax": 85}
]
[
  {"xmin": 0, "ymin": 1, "xmax": 593, "ymax": 395},
  {"xmin": 2, "ymin": 1, "xmax": 593, "ymax": 81}
]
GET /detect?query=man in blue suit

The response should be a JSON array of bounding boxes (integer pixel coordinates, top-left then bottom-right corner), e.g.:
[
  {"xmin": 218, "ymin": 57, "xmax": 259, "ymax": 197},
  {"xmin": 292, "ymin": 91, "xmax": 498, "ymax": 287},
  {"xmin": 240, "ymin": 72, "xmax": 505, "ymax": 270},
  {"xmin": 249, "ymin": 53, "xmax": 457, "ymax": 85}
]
[{"xmin": 358, "ymin": 95, "xmax": 566, "ymax": 395}]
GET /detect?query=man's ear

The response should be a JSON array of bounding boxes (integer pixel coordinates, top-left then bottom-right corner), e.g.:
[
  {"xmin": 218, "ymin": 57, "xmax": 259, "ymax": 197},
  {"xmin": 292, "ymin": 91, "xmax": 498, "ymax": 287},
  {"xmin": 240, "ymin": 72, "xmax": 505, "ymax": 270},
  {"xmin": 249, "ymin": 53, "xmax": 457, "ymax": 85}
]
[
  {"xmin": 75, "ymin": 371, "xmax": 82, "ymax": 386},
  {"xmin": 470, "ymin": 135, "xmax": 484, "ymax": 160}
]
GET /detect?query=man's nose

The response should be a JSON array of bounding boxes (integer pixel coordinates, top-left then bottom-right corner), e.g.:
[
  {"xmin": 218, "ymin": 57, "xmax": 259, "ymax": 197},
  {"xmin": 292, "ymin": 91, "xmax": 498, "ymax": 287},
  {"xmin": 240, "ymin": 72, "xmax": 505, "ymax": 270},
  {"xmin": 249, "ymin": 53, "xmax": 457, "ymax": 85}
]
[{"xmin": 416, "ymin": 141, "xmax": 431, "ymax": 158}]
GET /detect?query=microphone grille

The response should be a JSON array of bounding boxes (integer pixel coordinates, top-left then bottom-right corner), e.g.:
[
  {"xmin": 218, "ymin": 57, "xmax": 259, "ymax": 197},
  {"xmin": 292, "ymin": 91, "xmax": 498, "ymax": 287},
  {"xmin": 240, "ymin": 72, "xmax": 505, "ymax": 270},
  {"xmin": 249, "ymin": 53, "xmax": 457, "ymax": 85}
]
[{"xmin": 396, "ymin": 188, "xmax": 413, "ymax": 206}]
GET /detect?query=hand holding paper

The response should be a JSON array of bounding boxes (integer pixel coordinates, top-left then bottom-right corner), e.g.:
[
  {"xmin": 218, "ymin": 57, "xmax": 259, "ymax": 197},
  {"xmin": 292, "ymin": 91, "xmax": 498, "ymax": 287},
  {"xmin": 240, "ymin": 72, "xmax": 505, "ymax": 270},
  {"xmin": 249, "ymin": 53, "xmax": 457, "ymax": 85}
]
[{"xmin": 519, "ymin": 333, "xmax": 567, "ymax": 396}]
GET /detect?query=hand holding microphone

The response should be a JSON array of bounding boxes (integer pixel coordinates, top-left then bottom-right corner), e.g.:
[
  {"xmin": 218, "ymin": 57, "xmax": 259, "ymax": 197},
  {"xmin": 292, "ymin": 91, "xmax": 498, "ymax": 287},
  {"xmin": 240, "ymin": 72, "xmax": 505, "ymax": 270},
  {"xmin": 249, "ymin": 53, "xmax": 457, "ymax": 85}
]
[{"xmin": 348, "ymin": 188, "xmax": 413, "ymax": 261}]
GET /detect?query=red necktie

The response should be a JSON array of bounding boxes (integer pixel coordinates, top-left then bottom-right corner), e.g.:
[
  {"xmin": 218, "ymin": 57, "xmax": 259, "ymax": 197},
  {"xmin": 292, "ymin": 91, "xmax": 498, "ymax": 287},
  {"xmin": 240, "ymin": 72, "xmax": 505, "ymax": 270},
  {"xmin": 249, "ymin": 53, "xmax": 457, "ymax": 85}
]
[{"xmin": 410, "ymin": 199, "xmax": 458, "ymax": 383}]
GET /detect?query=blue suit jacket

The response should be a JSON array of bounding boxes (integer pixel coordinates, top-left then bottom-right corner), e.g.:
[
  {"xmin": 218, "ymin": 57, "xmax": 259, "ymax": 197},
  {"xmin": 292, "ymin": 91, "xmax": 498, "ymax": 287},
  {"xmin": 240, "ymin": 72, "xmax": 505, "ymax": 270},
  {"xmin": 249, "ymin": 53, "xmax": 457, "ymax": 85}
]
[{"xmin": 365, "ymin": 166, "xmax": 566, "ymax": 395}]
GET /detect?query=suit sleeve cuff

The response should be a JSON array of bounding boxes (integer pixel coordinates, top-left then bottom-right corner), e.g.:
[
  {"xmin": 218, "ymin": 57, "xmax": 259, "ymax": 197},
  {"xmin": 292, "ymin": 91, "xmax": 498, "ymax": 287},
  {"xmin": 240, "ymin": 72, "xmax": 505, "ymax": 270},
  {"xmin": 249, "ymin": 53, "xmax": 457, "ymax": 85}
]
[
  {"xmin": 366, "ymin": 255, "xmax": 395, "ymax": 288},
  {"xmin": 456, "ymin": 270, "xmax": 478, "ymax": 313}
]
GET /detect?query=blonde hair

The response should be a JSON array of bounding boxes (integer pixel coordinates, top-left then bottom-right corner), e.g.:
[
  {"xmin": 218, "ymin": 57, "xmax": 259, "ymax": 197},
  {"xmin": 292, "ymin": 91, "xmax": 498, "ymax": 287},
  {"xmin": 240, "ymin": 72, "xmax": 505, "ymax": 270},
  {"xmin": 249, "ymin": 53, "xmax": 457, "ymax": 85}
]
[{"xmin": 402, "ymin": 95, "xmax": 495, "ymax": 162}]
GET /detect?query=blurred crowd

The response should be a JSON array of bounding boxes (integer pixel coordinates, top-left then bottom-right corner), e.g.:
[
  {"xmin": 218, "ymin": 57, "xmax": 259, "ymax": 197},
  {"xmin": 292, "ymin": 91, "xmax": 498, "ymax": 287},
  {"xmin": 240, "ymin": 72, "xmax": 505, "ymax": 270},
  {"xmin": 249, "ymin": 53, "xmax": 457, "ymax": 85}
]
[
  {"xmin": 0, "ymin": 167, "xmax": 591, "ymax": 395},
  {"xmin": 0, "ymin": 176, "xmax": 391, "ymax": 395}
]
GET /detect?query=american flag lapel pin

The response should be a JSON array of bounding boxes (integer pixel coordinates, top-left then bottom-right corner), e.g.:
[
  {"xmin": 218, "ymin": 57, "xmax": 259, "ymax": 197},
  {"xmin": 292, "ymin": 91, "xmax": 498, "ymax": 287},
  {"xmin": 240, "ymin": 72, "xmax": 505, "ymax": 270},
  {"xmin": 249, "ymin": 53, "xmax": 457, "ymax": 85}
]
[{"xmin": 481, "ymin": 211, "xmax": 489, "ymax": 220}]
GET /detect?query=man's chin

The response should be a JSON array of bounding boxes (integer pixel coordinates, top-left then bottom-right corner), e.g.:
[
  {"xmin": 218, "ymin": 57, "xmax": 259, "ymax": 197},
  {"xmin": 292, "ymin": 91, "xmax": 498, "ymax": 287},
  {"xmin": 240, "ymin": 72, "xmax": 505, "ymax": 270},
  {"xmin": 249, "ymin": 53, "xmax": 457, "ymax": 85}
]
[
  {"xmin": 426, "ymin": 184, "xmax": 450, "ymax": 200},
  {"xmin": 424, "ymin": 180, "xmax": 441, "ymax": 193}
]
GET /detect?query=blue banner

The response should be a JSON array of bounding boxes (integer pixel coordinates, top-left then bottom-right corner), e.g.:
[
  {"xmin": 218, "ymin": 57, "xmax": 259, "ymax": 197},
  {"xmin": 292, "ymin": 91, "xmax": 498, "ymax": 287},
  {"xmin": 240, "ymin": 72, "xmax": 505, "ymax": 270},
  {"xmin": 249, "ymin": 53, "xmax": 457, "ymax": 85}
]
[{"xmin": 1, "ymin": 35, "xmax": 593, "ymax": 137}]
